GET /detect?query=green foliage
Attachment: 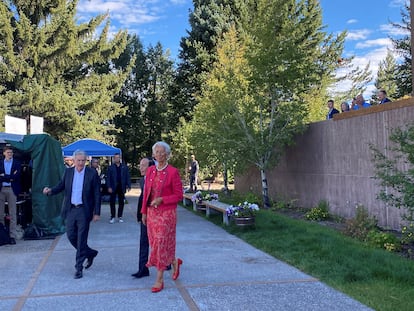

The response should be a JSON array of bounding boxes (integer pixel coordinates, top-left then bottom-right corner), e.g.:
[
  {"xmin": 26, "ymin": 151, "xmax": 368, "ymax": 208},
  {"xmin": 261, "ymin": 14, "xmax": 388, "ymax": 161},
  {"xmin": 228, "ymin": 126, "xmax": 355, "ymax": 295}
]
[
  {"xmin": 371, "ymin": 124, "xmax": 414, "ymax": 222},
  {"xmin": 344, "ymin": 205, "xmax": 378, "ymax": 241},
  {"xmin": 390, "ymin": 2, "xmax": 411, "ymax": 97},
  {"xmin": 0, "ymin": 1, "xmax": 129, "ymax": 143},
  {"xmin": 305, "ymin": 200, "xmax": 330, "ymax": 221},
  {"xmin": 366, "ymin": 230, "xmax": 401, "ymax": 252},
  {"xmin": 373, "ymin": 50, "xmax": 398, "ymax": 101},
  {"xmin": 113, "ymin": 36, "xmax": 175, "ymax": 171},
  {"xmin": 198, "ymin": 208, "xmax": 414, "ymax": 311},
  {"xmin": 401, "ymin": 222, "xmax": 414, "ymax": 245}
]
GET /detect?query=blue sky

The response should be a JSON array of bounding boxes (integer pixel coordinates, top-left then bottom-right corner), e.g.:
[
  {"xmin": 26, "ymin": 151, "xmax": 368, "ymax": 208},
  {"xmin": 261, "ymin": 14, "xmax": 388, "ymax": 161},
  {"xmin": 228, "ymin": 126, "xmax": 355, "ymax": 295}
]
[{"xmin": 77, "ymin": 0, "xmax": 408, "ymax": 97}]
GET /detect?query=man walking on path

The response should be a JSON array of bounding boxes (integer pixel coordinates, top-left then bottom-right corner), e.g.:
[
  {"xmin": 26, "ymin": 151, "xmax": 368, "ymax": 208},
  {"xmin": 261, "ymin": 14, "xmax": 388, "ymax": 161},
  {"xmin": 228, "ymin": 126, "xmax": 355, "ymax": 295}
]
[
  {"xmin": 43, "ymin": 150, "xmax": 101, "ymax": 279},
  {"xmin": 131, "ymin": 157, "xmax": 154, "ymax": 278},
  {"xmin": 107, "ymin": 153, "xmax": 131, "ymax": 223}
]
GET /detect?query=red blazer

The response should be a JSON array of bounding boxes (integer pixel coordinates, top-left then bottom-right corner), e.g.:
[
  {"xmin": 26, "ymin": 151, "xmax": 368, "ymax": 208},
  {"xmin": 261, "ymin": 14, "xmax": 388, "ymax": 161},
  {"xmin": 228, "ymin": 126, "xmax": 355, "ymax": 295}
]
[{"xmin": 141, "ymin": 165, "xmax": 183, "ymax": 214}]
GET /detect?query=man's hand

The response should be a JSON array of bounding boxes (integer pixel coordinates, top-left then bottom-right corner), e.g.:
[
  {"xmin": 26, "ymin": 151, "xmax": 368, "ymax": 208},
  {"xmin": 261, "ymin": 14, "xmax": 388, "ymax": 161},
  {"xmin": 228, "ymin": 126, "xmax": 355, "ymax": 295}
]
[
  {"xmin": 93, "ymin": 215, "xmax": 100, "ymax": 222},
  {"xmin": 108, "ymin": 187, "xmax": 113, "ymax": 194},
  {"xmin": 43, "ymin": 187, "xmax": 51, "ymax": 195}
]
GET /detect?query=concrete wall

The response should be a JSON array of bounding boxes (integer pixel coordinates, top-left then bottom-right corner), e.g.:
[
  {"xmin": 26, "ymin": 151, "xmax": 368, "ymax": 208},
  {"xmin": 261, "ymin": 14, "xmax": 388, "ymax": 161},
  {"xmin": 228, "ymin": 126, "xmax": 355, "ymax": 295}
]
[{"xmin": 235, "ymin": 98, "xmax": 414, "ymax": 230}]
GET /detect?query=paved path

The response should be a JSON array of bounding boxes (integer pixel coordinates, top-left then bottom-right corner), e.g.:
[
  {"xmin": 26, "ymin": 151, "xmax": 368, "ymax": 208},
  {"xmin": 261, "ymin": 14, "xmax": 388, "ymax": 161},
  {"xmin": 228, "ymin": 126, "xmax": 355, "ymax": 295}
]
[{"xmin": 0, "ymin": 188, "xmax": 373, "ymax": 311}]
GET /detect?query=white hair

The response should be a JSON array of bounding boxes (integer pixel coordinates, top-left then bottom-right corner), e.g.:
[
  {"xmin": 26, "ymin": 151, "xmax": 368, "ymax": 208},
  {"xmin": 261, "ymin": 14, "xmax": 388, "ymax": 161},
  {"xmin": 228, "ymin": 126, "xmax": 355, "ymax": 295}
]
[
  {"xmin": 152, "ymin": 141, "xmax": 171, "ymax": 157},
  {"xmin": 73, "ymin": 149, "xmax": 87, "ymax": 158}
]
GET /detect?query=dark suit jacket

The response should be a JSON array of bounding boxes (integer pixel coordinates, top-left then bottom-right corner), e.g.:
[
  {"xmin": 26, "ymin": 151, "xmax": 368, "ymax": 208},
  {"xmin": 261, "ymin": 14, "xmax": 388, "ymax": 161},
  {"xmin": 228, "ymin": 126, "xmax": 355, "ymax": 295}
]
[
  {"xmin": 51, "ymin": 167, "xmax": 101, "ymax": 222},
  {"xmin": 0, "ymin": 158, "xmax": 22, "ymax": 197},
  {"xmin": 137, "ymin": 177, "xmax": 145, "ymax": 222},
  {"xmin": 107, "ymin": 163, "xmax": 131, "ymax": 193},
  {"xmin": 327, "ymin": 108, "xmax": 340, "ymax": 119}
]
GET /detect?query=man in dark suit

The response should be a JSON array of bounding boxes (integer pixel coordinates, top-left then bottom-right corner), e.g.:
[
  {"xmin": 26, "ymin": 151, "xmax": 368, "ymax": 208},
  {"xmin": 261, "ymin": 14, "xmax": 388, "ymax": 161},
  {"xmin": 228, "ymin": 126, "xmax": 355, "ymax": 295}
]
[
  {"xmin": 0, "ymin": 146, "xmax": 22, "ymax": 245},
  {"xmin": 131, "ymin": 157, "xmax": 154, "ymax": 278},
  {"xmin": 326, "ymin": 99, "xmax": 339, "ymax": 120},
  {"xmin": 43, "ymin": 150, "xmax": 100, "ymax": 279},
  {"xmin": 107, "ymin": 153, "xmax": 131, "ymax": 223}
]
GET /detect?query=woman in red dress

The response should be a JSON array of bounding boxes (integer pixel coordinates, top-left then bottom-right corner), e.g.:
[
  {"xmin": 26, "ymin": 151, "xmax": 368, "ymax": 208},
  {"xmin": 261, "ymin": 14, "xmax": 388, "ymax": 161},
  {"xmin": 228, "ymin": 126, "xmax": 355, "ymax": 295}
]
[{"xmin": 141, "ymin": 141, "xmax": 183, "ymax": 293}]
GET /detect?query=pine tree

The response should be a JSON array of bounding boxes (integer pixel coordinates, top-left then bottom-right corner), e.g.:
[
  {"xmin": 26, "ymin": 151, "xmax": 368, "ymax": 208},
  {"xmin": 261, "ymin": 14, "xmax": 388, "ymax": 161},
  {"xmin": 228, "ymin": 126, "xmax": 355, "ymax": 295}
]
[
  {"xmin": 0, "ymin": 0, "xmax": 129, "ymax": 143},
  {"xmin": 113, "ymin": 37, "xmax": 174, "ymax": 171},
  {"xmin": 373, "ymin": 50, "xmax": 398, "ymax": 101},
  {"xmin": 390, "ymin": 2, "xmax": 411, "ymax": 97},
  {"xmin": 171, "ymin": 0, "xmax": 244, "ymax": 125}
]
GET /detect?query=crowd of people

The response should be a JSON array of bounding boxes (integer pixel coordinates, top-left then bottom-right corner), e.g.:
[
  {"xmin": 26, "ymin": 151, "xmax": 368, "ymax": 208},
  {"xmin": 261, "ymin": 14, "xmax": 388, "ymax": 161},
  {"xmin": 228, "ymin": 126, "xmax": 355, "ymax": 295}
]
[
  {"xmin": 42, "ymin": 141, "xmax": 184, "ymax": 293},
  {"xmin": 326, "ymin": 89, "xmax": 392, "ymax": 120}
]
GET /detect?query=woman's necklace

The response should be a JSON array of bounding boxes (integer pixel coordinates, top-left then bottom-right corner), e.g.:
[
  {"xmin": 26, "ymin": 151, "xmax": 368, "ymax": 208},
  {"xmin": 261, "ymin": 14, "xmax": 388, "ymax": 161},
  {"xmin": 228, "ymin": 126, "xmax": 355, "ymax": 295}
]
[{"xmin": 156, "ymin": 163, "xmax": 168, "ymax": 171}]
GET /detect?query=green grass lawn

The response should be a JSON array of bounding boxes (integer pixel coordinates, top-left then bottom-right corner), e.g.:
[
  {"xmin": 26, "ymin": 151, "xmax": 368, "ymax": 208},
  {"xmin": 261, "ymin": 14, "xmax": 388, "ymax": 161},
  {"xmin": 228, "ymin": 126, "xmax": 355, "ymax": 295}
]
[{"xmin": 186, "ymin": 205, "xmax": 414, "ymax": 311}]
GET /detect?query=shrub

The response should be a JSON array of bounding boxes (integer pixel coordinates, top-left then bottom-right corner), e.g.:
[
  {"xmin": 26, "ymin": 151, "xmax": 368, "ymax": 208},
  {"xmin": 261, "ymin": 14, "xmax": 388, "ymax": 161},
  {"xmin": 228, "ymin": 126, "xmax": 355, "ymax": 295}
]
[
  {"xmin": 366, "ymin": 230, "xmax": 401, "ymax": 252},
  {"xmin": 343, "ymin": 205, "xmax": 378, "ymax": 241},
  {"xmin": 305, "ymin": 200, "xmax": 330, "ymax": 221},
  {"xmin": 401, "ymin": 222, "xmax": 414, "ymax": 245}
]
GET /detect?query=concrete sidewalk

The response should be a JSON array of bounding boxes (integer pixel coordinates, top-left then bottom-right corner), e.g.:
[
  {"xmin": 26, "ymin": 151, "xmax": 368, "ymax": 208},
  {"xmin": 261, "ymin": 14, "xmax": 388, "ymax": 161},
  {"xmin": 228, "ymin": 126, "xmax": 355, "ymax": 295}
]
[{"xmin": 0, "ymin": 189, "xmax": 373, "ymax": 311}]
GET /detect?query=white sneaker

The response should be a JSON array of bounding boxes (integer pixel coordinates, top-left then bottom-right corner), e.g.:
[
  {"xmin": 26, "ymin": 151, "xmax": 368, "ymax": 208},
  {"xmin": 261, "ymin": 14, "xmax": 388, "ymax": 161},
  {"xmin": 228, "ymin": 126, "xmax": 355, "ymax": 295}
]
[
  {"xmin": 118, "ymin": 218, "xmax": 124, "ymax": 223},
  {"xmin": 109, "ymin": 218, "xmax": 115, "ymax": 224}
]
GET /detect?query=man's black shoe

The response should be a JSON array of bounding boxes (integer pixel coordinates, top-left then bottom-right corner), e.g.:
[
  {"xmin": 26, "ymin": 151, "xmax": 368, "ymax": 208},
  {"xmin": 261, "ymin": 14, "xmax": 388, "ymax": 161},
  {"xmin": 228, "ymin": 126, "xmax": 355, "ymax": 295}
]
[
  {"xmin": 85, "ymin": 251, "xmax": 98, "ymax": 269},
  {"xmin": 9, "ymin": 238, "xmax": 16, "ymax": 245},
  {"xmin": 131, "ymin": 270, "xmax": 150, "ymax": 278},
  {"xmin": 166, "ymin": 264, "xmax": 171, "ymax": 271},
  {"xmin": 74, "ymin": 270, "xmax": 83, "ymax": 279}
]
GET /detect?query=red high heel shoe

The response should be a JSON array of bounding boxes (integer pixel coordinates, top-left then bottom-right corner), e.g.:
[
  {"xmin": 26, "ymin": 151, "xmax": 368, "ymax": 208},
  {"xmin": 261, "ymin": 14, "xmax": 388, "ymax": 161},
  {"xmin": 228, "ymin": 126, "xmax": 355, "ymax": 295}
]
[
  {"xmin": 172, "ymin": 258, "xmax": 183, "ymax": 280},
  {"xmin": 151, "ymin": 282, "xmax": 164, "ymax": 293}
]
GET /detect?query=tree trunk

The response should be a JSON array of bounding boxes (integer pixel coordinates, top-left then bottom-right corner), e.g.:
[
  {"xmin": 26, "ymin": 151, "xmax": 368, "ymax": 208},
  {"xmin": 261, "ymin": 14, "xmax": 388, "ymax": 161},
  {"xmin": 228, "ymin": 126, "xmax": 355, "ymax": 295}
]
[
  {"xmin": 260, "ymin": 169, "xmax": 271, "ymax": 208},
  {"xmin": 223, "ymin": 161, "xmax": 229, "ymax": 194}
]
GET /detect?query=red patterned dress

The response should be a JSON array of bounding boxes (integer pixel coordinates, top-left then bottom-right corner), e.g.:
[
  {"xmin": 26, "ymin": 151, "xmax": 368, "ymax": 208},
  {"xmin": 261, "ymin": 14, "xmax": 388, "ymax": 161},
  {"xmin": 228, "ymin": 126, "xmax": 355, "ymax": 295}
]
[{"xmin": 145, "ymin": 168, "xmax": 178, "ymax": 270}]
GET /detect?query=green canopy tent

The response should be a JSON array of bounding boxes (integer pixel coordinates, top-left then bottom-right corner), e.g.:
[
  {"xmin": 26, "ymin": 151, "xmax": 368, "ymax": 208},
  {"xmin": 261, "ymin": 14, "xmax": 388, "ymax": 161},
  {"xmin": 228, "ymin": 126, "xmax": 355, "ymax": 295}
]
[{"xmin": 1, "ymin": 133, "xmax": 65, "ymax": 237}]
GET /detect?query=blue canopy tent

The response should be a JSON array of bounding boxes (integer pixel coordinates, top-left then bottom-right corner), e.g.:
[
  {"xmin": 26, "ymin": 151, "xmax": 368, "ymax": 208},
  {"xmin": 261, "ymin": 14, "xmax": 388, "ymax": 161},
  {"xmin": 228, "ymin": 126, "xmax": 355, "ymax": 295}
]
[{"xmin": 62, "ymin": 139, "xmax": 121, "ymax": 157}]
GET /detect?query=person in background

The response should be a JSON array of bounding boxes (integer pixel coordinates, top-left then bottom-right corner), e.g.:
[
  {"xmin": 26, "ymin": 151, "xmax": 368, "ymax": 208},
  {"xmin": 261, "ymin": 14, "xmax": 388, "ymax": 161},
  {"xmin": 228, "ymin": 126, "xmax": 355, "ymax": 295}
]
[
  {"xmin": 326, "ymin": 99, "xmax": 339, "ymax": 119},
  {"xmin": 90, "ymin": 158, "xmax": 100, "ymax": 175},
  {"xmin": 43, "ymin": 150, "xmax": 100, "ymax": 279},
  {"xmin": 142, "ymin": 141, "xmax": 183, "ymax": 293},
  {"xmin": 64, "ymin": 157, "xmax": 74, "ymax": 168},
  {"xmin": 107, "ymin": 153, "xmax": 131, "ymax": 223},
  {"xmin": 340, "ymin": 101, "xmax": 350, "ymax": 112},
  {"xmin": 0, "ymin": 146, "xmax": 22, "ymax": 245},
  {"xmin": 131, "ymin": 157, "xmax": 155, "ymax": 279},
  {"xmin": 189, "ymin": 154, "xmax": 199, "ymax": 192},
  {"xmin": 378, "ymin": 89, "xmax": 392, "ymax": 104},
  {"xmin": 353, "ymin": 94, "xmax": 371, "ymax": 110}
]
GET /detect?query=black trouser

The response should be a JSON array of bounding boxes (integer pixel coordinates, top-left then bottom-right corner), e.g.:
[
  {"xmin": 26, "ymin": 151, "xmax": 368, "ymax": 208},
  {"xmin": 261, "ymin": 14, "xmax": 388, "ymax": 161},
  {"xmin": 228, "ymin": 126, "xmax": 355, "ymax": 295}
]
[
  {"xmin": 190, "ymin": 175, "xmax": 197, "ymax": 191},
  {"xmin": 110, "ymin": 184, "xmax": 125, "ymax": 218},
  {"xmin": 138, "ymin": 221, "xmax": 149, "ymax": 273},
  {"xmin": 66, "ymin": 207, "xmax": 97, "ymax": 271}
]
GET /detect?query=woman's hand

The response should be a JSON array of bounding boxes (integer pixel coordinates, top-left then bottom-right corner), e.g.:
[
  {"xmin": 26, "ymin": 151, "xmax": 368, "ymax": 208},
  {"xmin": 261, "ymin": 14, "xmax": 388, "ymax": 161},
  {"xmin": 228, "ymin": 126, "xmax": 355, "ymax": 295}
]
[
  {"xmin": 150, "ymin": 197, "xmax": 163, "ymax": 208},
  {"xmin": 142, "ymin": 214, "xmax": 147, "ymax": 225}
]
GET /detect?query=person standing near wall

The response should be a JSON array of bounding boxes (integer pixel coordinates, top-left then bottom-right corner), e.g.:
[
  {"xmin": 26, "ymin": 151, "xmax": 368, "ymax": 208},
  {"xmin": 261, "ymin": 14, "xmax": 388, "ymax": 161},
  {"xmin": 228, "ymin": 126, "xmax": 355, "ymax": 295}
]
[
  {"xmin": 326, "ymin": 99, "xmax": 340, "ymax": 119},
  {"xmin": 0, "ymin": 146, "xmax": 22, "ymax": 245},
  {"xmin": 189, "ymin": 154, "xmax": 199, "ymax": 192},
  {"xmin": 107, "ymin": 153, "xmax": 131, "ymax": 223}
]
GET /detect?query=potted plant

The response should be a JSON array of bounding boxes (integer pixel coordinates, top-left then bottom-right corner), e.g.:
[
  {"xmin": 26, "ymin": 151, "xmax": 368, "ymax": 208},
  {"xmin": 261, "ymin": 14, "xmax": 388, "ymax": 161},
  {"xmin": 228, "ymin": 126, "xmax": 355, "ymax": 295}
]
[
  {"xmin": 191, "ymin": 191, "xmax": 206, "ymax": 210},
  {"xmin": 226, "ymin": 201, "xmax": 260, "ymax": 226},
  {"xmin": 203, "ymin": 193, "xmax": 219, "ymax": 201}
]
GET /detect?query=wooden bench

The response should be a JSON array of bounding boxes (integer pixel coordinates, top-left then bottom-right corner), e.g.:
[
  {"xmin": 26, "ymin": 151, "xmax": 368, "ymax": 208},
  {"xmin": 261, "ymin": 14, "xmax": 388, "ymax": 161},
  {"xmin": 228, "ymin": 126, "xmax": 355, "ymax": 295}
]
[
  {"xmin": 182, "ymin": 193, "xmax": 231, "ymax": 225},
  {"xmin": 203, "ymin": 200, "xmax": 231, "ymax": 225},
  {"xmin": 183, "ymin": 192, "xmax": 196, "ymax": 210}
]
